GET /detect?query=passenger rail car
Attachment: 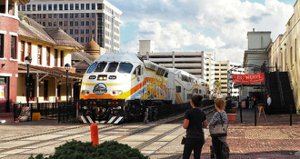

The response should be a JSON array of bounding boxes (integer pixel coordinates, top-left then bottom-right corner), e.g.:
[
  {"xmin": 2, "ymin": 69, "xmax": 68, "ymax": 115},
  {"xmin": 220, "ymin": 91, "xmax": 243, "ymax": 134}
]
[{"xmin": 80, "ymin": 52, "xmax": 208, "ymax": 121}]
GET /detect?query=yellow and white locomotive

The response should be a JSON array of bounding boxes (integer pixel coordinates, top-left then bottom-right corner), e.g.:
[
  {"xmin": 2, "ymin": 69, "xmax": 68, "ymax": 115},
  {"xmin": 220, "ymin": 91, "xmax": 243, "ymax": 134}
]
[{"xmin": 80, "ymin": 52, "xmax": 208, "ymax": 121}]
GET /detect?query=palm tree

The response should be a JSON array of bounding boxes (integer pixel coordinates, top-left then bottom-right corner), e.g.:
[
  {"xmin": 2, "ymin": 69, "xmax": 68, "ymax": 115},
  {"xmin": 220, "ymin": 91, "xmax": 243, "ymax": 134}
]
[{"xmin": 214, "ymin": 80, "xmax": 222, "ymax": 97}]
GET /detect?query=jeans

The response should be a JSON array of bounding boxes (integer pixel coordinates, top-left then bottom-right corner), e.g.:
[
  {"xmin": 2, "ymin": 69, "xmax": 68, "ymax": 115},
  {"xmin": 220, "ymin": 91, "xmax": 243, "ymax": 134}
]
[
  {"xmin": 183, "ymin": 138, "xmax": 204, "ymax": 159},
  {"xmin": 212, "ymin": 137, "xmax": 223, "ymax": 159}
]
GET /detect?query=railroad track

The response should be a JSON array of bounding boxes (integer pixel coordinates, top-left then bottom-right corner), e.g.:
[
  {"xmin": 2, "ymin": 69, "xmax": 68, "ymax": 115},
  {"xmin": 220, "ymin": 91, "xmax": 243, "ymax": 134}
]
[{"xmin": 0, "ymin": 104, "xmax": 215, "ymax": 157}]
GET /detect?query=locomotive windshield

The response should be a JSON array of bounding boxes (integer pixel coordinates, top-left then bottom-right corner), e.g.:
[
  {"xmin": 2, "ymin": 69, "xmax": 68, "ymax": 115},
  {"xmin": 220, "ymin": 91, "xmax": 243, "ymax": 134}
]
[
  {"xmin": 107, "ymin": 62, "xmax": 119, "ymax": 72},
  {"xmin": 94, "ymin": 62, "xmax": 107, "ymax": 72},
  {"xmin": 118, "ymin": 62, "xmax": 133, "ymax": 74},
  {"xmin": 86, "ymin": 62, "xmax": 97, "ymax": 73}
]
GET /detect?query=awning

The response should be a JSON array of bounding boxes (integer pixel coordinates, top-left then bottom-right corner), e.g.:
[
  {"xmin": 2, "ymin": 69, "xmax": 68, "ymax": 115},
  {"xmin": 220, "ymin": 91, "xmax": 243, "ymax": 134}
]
[{"xmin": 18, "ymin": 64, "xmax": 83, "ymax": 79}]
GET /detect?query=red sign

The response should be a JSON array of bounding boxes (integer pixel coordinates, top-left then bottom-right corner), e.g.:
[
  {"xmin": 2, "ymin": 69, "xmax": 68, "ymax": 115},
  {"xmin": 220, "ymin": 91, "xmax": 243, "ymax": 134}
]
[{"xmin": 232, "ymin": 73, "xmax": 264, "ymax": 85}]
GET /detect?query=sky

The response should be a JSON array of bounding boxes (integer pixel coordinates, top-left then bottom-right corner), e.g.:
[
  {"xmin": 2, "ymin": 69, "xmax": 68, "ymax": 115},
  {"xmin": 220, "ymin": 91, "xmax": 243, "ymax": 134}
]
[{"xmin": 110, "ymin": 0, "xmax": 295, "ymax": 64}]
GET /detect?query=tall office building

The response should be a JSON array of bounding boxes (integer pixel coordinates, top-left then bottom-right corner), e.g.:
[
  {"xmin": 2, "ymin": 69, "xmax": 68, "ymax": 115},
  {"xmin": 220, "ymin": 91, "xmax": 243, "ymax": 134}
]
[{"xmin": 19, "ymin": 0, "xmax": 122, "ymax": 53}]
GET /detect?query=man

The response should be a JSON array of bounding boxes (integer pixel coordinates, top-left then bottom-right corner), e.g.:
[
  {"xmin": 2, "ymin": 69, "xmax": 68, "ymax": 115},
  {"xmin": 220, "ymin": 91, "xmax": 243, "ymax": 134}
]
[{"xmin": 267, "ymin": 94, "xmax": 272, "ymax": 107}]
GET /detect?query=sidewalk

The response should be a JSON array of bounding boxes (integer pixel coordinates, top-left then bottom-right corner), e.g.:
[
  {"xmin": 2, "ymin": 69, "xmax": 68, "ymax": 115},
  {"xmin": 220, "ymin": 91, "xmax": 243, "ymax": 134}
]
[{"xmin": 201, "ymin": 109, "xmax": 300, "ymax": 158}]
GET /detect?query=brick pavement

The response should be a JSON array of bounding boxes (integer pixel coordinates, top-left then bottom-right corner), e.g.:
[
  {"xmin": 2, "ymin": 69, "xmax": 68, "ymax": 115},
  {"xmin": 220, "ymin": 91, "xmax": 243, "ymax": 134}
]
[{"xmin": 200, "ymin": 109, "xmax": 300, "ymax": 159}]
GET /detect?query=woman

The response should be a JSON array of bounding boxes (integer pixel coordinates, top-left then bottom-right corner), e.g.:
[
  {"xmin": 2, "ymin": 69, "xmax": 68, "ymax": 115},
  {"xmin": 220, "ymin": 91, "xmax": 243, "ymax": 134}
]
[
  {"xmin": 209, "ymin": 98, "xmax": 229, "ymax": 159},
  {"xmin": 182, "ymin": 95, "xmax": 208, "ymax": 159}
]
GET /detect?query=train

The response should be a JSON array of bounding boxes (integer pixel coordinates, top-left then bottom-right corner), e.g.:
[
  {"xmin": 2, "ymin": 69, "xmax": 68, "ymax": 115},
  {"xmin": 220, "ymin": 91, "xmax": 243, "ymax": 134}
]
[{"xmin": 80, "ymin": 52, "xmax": 209, "ymax": 122}]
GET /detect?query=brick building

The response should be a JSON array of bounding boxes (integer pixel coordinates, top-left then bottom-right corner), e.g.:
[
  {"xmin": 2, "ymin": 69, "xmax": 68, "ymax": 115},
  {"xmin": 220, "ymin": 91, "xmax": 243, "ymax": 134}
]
[{"xmin": 0, "ymin": 0, "xmax": 29, "ymax": 115}]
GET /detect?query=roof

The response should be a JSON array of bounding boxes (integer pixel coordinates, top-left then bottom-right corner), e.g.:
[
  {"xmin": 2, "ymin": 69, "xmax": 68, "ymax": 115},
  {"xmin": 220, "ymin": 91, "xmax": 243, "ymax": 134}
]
[
  {"xmin": 18, "ymin": 16, "xmax": 56, "ymax": 45},
  {"xmin": 44, "ymin": 28, "xmax": 83, "ymax": 49},
  {"xmin": 85, "ymin": 38, "xmax": 100, "ymax": 51},
  {"xmin": 18, "ymin": 16, "xmax": 83, "ymax": 49},
  {"xmin": 72, "ymin": 52, "xmax": 95, "ymax": 65}
]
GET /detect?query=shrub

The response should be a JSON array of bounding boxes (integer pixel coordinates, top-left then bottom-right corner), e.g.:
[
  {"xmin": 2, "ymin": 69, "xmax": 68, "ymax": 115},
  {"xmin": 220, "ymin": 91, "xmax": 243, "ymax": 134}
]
[{"xmin": 29, "ymin": 140, "xmax": 148, "ymax": 159}]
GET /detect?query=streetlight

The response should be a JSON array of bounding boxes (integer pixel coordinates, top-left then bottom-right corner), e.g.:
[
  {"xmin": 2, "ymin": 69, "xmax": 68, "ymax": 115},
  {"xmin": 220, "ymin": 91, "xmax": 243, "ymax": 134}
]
[
  {"xmin": 25, "ymin": 56, "xmax": 32, "ymax": 120},
  {"xmin": 64, "ymin": 63, "xmax": 70, "ymax": 104},
  {"xmin": 227, "ymin": 66, "xmax": 241, "ymax": 95}
]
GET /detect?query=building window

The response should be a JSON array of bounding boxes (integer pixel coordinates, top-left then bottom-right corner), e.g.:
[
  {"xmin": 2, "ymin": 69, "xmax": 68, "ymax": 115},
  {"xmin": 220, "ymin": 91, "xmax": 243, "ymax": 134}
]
[
  {"xmin": 70, "ymin": 14, "xmax": 74, "ymax": 18},
  {"xmin": 49, "ymin": 14, "xmax": 52, "ymax": 18},
  {"xmin": 54, "ymin": 4, "xmax": 57, "ymax": 10},
  {"xmin": 81, "ymin": 3, "xmax": 84, "ymax": 10},
  {"xmin": 59, "ymin": 21, "xmax": 63, "ymax": 26},
  {"xmin": 70, "ymin": 4, "xmax": 74, "ymax": 10},
  {"xmin": 11, "ymin": 36, "xmax": 17, "ymax": 59},
  {"xmin": 38, "ymin": 45, "xmax": 42, "ymax": 65},
  {"xmin": 92, "ymin": 13, "xmax": 95, "ymax": 18},
  {"xmin": 75, "ymin": 21, "xmax": 78, "ymax": 26},
  {"xmin": 70, "ymin": 21, "xmax": 74, "ymax": 26},
  {"xmin": 86, "ymin": 3, "xmax": 90, "ymax": 10},
  {"xmin": 75, "ymin": 13, "xmax": 78, "ymax": 18},
  {"xmin": 37, "ymin": 4, "xmax": 41, "ymax": 11},
  {"xmin": 64, "ymin": 21, "xmax": 68, "ymax": 26},
  {"xmin": 92, "ymin": 30, "xmax": 95, "ymax": 34},
  {"xmin": 21, "ymin": 41, "xmax": 25, "ymax": 61},
  {"xmin": 97, "ymin": 3, "xmax": 103, "ymax": 10},
  {"xmin": 48, "ymin": 22, "xmax": 52, "ymax": 26},
  {"xmin": 92, "ymin": 3, "xmax": 95, "ymax": 10},
  {"xmin": 28, "ymin": 42, "xmax": 31, "ymax": 57},
  {"xmin": 81, "ymin": 13, "xmax": 84, "ymax": 18},
  {"xmin": 81, "ymin": 37, "xmax": 84, "ymax": 43},
  {"xmin": 86, "ymin": 37, "xmax": 90, "ymax": 43},
  {"xmin": 86, "ymin": 29, "xmax": 89, "ymax": 34},
  {"xmin": 70, "ymin": 29, "xmax": 73, "ymax": 34},
  {"xmin": 75, "ymin": 29, "xmax": 78, "ymax": 34},
  {"xmin": 60, "ymin": 50, "xmax": 64, "ymax": 67},
  {"xmin": 64, "ymin": 14, "xmax": 68, "ymax": 18},
  {"xmin": 64, "ymin": 4, "xmax": 68, "ymax": 10},
  {"xmin": 81, "ymin": 21, "xmax": 84, "ymax": 26},
  {"xmin": 0, "ymin": 34, "xmax": 4, "ymax": 58},
  {"xmin": 92, "ymin": 21, "xmax": 95, "ymax": 26},
  {"xmin": 81, "ymin": 29, "xmax": 84, "ymax": 34},
  {"xmin": 42, "ymin": 4, "xmax": 47, "ymax": 10},
  {"xmin": 75, "ymin": 3, "xmax": 79, "ymax": 10},
  {"xmin": 59, "ymin": 14, "xmax": 63, "ymax": 18},
  {"xmin": 86, "ymin": 21, "xmax": 89, "ymax": 26},
  {"xmin": 54, "ymin": 49, "xmax": 58, "ymax": 67},
  {"xmin": 47, "ymin": 47, "xmax": 50, "ymax": 66},
  {"xmin": 27, "ymin": 5, "xmax": 31, "ymax": 11},
  {"xmin": 54, "ymin": 14, "xmax": 57, "ymax": 18},
  {"xmin": 59, "ymin": 4, "xmax": 63, "ymax": 10},
  {"xmin": 48, "ymin": 4, "xmax": 52, "ymax": 10},
  {"xmin": 32, "ymin": 4, "xmax": 36, "ymax": 11}
]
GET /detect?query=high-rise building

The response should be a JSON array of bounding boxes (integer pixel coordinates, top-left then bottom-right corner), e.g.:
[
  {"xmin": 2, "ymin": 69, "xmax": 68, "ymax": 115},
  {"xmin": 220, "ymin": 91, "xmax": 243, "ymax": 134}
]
[
  {"xmin": 138, "ymin": 40, "xmax": 213, "ymax": 94},
  {"xmin": 214, "ymin": 61, "xmax": 244, "ymax": 97},
  {"xmin": 19, "ymin": 0, "xmax": 122, "ymax": 53}
]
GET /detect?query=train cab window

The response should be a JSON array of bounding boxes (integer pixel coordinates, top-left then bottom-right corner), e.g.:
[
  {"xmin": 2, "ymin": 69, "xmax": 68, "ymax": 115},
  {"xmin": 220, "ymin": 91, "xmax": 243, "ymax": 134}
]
[
  {"xmin": 176, "ymin": 86, "xmax": 181, "ymax": 93},
  {"xmin": 133, "ymin": 65, "xmax": 142, "ymax": 76},
  {"xmin": 118, "ymin": 62, "xmax": 133, "ymax": 74},
  {"xmin": 94, "ymin": 62, "xmax": 107, "ymax": 72},
  {"xmin": 107, "ymin": 62, "xmax": 119, "ymax": 72},
  {"xmin": 86, "ymin": 62, "xmax": 97, "ymax": 73},
  {"xmin": 164, "ymin": 72, "xmax": 168, "ymax": 78}
]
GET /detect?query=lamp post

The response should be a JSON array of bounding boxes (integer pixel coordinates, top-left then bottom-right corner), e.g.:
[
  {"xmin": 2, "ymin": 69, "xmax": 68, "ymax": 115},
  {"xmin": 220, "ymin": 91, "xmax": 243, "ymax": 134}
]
[
  {"xmin": 25, "ymin": 56, "xmax": 32, "ymax": 120},
  {"xmin": 64, "ymin": 63, "xmax": 70, "ymax": 104}
]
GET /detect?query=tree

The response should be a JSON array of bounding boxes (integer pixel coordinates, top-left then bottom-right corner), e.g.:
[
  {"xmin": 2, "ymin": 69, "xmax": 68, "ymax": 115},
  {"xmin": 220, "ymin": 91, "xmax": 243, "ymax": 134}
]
[{"xmin": 213, "ymin": 80, "xmax": 222, "ymax": 97}]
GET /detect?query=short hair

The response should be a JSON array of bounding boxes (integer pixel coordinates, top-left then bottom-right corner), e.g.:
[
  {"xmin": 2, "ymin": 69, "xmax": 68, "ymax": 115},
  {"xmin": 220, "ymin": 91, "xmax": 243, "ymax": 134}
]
[
  {"xmin": 191, "ymin": 95, "xmax": 203, "ymax": 107},
  {"xmin": 215, "ymin": 98, "xmax": 225, "ymax": 110}
]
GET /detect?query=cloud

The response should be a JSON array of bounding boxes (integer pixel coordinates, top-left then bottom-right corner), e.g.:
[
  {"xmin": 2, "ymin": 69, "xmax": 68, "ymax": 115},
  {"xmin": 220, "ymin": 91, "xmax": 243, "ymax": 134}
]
[{"xmin": 112, "ymin": 0, "xmax": 294, "ymax": 63}]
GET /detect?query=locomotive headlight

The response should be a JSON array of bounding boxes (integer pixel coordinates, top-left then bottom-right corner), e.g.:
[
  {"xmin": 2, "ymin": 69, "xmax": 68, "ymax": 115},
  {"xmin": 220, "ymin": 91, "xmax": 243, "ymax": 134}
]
[
  {"xmin": 81, "ymin": 90, "xmax": 90, "ymax": 95},
  {"xmin": 111, "ymin": 90, "xmax": 123, "ymax": 96}
]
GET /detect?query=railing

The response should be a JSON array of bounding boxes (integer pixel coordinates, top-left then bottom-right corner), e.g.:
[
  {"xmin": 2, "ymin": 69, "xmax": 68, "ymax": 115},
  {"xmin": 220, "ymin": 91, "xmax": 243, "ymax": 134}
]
[
  {"xmin": 276, "ymin": 69, "xmax": 285, "ymax": 109},
  {"xmin": 13, "ymin": 101, "xmax": 78, "ymax": 123}
]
